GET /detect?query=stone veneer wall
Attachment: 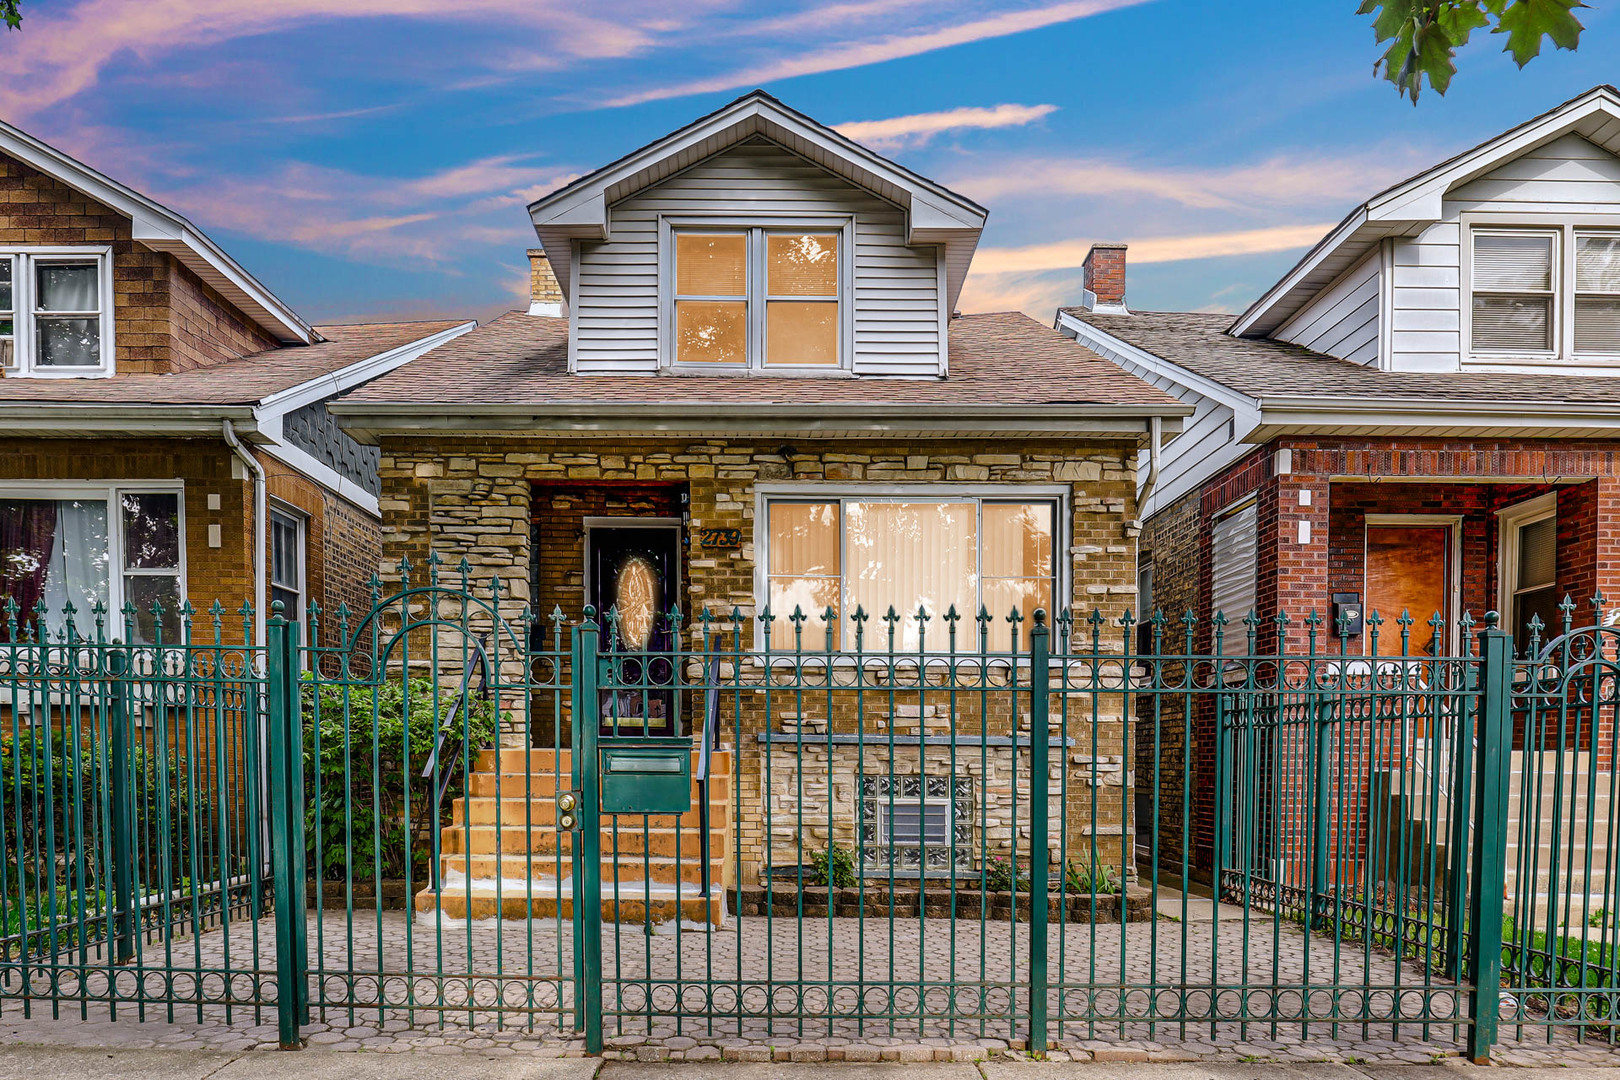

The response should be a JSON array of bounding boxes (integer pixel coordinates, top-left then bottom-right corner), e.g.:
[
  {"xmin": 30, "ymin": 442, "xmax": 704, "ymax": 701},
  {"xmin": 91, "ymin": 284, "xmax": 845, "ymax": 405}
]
[{"xmin": 376, "ymin": 436, "xmax": 1142, "ymax": 884}]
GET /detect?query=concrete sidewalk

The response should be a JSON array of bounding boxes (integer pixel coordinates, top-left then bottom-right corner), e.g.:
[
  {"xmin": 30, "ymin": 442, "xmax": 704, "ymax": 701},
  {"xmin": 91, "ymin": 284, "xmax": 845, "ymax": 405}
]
[{"xmin": 6, "ymin": 1049, "xmax": 1620, "ymax": 1080}]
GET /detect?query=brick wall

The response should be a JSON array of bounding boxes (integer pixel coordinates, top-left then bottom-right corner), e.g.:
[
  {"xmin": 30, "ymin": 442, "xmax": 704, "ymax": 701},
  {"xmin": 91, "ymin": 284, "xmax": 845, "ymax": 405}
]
[
  {"xmin": 0, "ymin": 149, "xmax": 278, "ymax": 374},
  {"xmin": 0, "ymin": 438, "xmax": 379, "ymax": 644}
]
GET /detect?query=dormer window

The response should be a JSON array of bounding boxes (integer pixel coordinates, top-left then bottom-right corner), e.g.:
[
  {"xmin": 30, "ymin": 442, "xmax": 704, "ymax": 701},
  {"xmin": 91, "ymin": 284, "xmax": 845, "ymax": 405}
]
[
  {"xmin": 0, "ymin": 248, "xmax": 114, "ymax": 378},
  {"xmin": 1469, "ymin": 227, "xmax": 1620, "ymax": 362},
  {"xmin": 669, "ymin": 225, "xmax": 845, "ymax": 370}
]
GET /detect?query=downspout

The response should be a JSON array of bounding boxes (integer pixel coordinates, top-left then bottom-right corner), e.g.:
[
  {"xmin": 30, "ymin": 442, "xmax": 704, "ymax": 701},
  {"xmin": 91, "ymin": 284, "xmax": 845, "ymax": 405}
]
[
  {"xmin": 1135, "ymin": 415, "xmax": 1162, "ymax": 522},
  {"xmin": 223, "ymin": 420, "xmax": 267, "ymax": 649}
]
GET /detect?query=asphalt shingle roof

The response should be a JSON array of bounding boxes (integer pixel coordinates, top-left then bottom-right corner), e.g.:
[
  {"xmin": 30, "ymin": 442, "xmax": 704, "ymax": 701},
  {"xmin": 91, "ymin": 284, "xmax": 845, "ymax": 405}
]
[
  {"xmin": 1067, "ymin": 309, "xmax": 1620, "ymax": 405},
  {"xmin": 344, "ymin": 310, "xmax": 1180, "ymax": 409},
  {"xmin": 0, "ymin": 321, "xmax": 465, "ymax": 406}
]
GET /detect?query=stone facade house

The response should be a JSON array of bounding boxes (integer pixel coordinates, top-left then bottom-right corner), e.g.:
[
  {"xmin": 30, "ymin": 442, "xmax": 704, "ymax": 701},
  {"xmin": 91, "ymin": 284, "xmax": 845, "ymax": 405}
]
[
  {"xmin": 0, "ymin": 117, "xmax": 472, "ymax": 648},
  {"xmin": 332, "ymin": 92, "xmax": 1188, "ymax": 890},
  {"xmin": 1058, "ymin": 85, "xmax": 1620, "ymax": 880}
]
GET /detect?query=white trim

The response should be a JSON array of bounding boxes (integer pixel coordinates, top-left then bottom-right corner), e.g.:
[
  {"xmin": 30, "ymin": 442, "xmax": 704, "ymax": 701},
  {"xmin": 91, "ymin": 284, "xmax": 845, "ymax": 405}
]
[
  {"xmin": 1362, "ymin": 513, "xmax": 1463, "ymax": 654},
  {"xmin": 0, "ymin": 116, "xmax": 312, "ymax": 344},
  {"xmin": 256, "ymin": 441, "xmax": 379, "ymax": 517},
  {"xmin": 1, "ymin": 246, "xmax": 117, "ymax": 378},
  {"xmin": 659, "ymin": 217, "xmax": 854, "ymax": 373},
  {"xmin": 0, "ymin": 480, "xmax": 186, "ymax": 638},
  {"xmin": 255, "ymin": 321, "xmax": 476, "ymax": 417},
  {"xmin": 1497, "ymin": 492, "xmax": 1559, "ymax": 627}
]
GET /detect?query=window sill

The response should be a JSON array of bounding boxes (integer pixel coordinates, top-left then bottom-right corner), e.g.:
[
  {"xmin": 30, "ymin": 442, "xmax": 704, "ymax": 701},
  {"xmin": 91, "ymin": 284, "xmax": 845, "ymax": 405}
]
[
  {"xmin": 757, "ymin": 732, "xmax": 1076, "ymax": 748},
  {"xmin": 1, "ymin": 367, "xmax": 115, "ymax": 379},
  {"xmin": 661, "ymin": 365, "xmax": 857, "ymax": 379}
]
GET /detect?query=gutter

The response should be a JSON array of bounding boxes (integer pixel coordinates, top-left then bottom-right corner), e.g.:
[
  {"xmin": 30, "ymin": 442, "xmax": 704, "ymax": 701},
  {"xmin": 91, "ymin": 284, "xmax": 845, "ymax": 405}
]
[
  {"xmin": 1247, "ymin": 394, "xmax": 1620, "ymax": 441},
  {"xmin": 0, "ymin": 404, "xmax": 260, "ymax": 437},
  {"xmin": 1136, "ymin": 415, "xmax": 1162, "ymax": 521},
  {"xmin": 223, "ymin": 420, "xmax": 267, "ymax": 649}
]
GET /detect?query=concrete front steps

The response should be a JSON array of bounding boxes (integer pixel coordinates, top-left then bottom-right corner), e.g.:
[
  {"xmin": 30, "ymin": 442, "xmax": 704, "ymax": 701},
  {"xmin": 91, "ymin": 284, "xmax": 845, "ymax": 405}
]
[
  {"xmin": 1506, "ymin": 749, "xmax": 1616, "ymax": 924},
  {"xmin": 415, "ymin": 746, "xmax": 732, "ymax": 926}
]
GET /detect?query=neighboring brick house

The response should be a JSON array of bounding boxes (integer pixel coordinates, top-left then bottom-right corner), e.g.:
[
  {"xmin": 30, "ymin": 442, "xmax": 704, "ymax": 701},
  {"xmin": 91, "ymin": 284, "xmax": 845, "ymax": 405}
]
[
  {"xmin": 1057, "ymin": 85, "xmax": 1620, "ymax": 879},
  {"xmin": 331, "ymin": 92, "xmax": 1189, "ymax": 888},
  {"xmin": 0, "ymin": 117, "xmax": 472, "ymax": 647}
]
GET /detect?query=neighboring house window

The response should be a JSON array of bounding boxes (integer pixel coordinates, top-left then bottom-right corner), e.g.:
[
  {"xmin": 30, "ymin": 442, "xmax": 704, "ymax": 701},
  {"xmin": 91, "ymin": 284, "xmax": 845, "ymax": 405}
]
[
  {"xmin": 1469, "ymin": 228, "xmax": 1620, "ymax": 360},
  {"xmin": 0, "ymin": 249, "xmax": 114, "ymax": 377},
  {"xmin": 1208, "ymin": 501, "xmax": 1258, "ymax": 656},
  {"xmin": 0, "ymin": 486, "xmax": 183, "ymax": 644},
  {"xmin": 1500, "ymin": 494, "xmax": 1560, "ymax": 653},
  {"xmin": 671, "ymin": 228, "xmax": 842, "ymax": 369},
  {"xmin": 1135, "ymin": 559, "xmax": 1154, "ymax": 653},
  {"xmin": 270, "ymin": 508, "xmax": 305, "ymax": 621},
  {"xmin": 762, "ymin": 496, "xmax": 1057, "ymax": 650},
  {"xmin": 1472, "ymin": 231, "xmax": 1556, "ymax": 354}
]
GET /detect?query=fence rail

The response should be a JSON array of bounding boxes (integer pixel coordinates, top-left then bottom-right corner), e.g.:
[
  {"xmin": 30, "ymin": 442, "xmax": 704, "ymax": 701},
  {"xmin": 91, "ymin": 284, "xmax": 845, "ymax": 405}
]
[{"xmin": 2, "ymin": 568, "xmax": 1619, "ymax": 1059}]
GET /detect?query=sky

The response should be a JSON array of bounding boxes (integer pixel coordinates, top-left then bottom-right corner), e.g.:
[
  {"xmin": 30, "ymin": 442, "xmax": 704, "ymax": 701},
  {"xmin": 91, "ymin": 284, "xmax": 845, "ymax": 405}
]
[{"xmin": 5, "ymin": 0, "xmax": 1620, "ymax": 326}]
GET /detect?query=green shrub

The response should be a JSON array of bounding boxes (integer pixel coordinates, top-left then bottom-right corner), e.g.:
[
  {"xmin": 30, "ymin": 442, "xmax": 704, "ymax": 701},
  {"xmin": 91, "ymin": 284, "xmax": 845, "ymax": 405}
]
[
  {"xmin": 302, "ymin": 676, "xmax": 501, "ymax": 882},
  {"xmin": 807, "ymin": 843, "xmax": 857, "ymax": 888},
  {"xmin": 983, "ymin": 856, "xmax": 1030, "ymax": 893},
  {"xmin": 2, "ymin": 728, "xmax": 217, "ymax": 914}
]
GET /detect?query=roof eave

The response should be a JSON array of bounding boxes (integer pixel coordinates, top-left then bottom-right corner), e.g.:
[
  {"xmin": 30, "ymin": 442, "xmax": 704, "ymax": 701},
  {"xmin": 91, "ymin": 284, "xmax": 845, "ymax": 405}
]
[
  {"xmin": 1248, "ymin": 394, "xmax": 1620, "ymax": 442},
  {"xmin": 0, "ymin": 404, "xmax": 261, "ymax": 438},
  {"xmin": 330, "ymin": 400, "xmax": 1190, "ymax": 444}
]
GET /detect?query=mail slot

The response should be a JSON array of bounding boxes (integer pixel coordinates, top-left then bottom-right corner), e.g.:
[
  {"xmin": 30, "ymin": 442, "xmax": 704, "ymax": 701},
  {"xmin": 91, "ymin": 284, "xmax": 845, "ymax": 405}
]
[{"xmin": 599, "ymin": 742, "xmax": 693, "ymax": 815}]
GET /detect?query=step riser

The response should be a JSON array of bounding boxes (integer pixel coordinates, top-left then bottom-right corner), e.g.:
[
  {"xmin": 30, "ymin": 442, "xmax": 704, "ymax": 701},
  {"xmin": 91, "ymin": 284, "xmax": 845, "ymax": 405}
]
[
  {"xmin": 477, "ymin": 749, "xmax": 733, "ymax": 774},
  {"xmin": 441, "ymin": 828, "xmax": 718, "ymax": 858},
  {"xmin": 452, "ymin": 800, "xmax": 728, "ymax": 829},
  {"xmin": 438, "ymin": 855, "xmax": 724, "ymax": 887},
  {"xmin": 418, "ymin": 892, "xmax": 724, "ymax": 926}
]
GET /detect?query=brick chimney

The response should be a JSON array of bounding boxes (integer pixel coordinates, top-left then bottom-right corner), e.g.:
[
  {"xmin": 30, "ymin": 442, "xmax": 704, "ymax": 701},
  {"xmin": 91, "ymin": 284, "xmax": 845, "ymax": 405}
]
[
  {"xmin": 528, "ymin": 247, "xmax": 564, "ymax": 318},
  {"xmin": 1081, "ymin": 243, "xmax": 1129, "ymax": 314}
]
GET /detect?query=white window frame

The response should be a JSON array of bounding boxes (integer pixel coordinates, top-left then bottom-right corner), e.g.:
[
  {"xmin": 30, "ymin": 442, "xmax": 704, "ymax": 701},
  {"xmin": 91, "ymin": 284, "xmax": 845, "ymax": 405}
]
[
  {"xmin": 660, "ymin": 215, "xmax": 855, "ymax": 374},
  {"xmin": 0, "ymin": 479, "xmax": 186, "ymax": 635},
  {"xmin": 0, "ymin": 246, "xmax": 116, "ymax": 378},
  {"xmin": 1463, "ymin": 217, "xmax": 1620, "ymax": 367},
  {"xmin": 269, "ymin": 502, "xmax": 307, "ymax": 631},
  {"xmin": 1497, "ymin": 492, "xmax": 1558, "ymax": 636},
  {"xmin": 753, "ymin": 483, "xmax": 1068, "ymax": 651}
]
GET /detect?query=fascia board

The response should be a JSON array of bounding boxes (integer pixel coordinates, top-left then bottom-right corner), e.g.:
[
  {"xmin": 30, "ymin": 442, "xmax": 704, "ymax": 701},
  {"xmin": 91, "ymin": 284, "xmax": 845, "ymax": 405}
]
[
  {"xmin": 1250, "ymin": 394, "xmax": 1620, "ymax": 440},
  {"xmin": 254, "ymin": 320, "xmax": 477, "ymax": 420},
  {"xmin": 1057, "ymin": 311, "xmax": 1259, "ymax": 413},
  {"xmin": 0, "ymin": 404, "xmax": 259, "ymax": 437},
  {"xmin": 1230, "ymin": 208, "xmax": 1369, "ymax": 337}
]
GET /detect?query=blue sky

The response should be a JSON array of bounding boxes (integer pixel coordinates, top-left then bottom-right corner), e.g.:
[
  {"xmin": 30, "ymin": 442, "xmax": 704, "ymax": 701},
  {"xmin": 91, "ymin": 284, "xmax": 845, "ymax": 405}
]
[{"xmin": 6, "ymin": 0, "xmax": 1619, "ymax": 326}]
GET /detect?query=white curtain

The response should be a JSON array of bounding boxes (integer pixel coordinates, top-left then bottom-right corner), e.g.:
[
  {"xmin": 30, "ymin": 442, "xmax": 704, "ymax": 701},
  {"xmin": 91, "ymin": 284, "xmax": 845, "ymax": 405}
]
[
  {"xmin": 41, "ymin": 499, "xmax": 109, "ymax": 639},
  {"xmin": 845, "ymin": 502, "xmax": 976, "ymax": 650}
]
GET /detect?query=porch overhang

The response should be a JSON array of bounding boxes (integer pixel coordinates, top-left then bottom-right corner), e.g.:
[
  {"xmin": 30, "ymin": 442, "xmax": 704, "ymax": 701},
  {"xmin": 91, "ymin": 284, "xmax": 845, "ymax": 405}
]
[
  {"xmin": 1245, "ymin": 395, "xmax": 1620, "ymax": 443},
  {"xmin": 329, "ymin": 401, "xmax": 1189, "ymax": 444}
]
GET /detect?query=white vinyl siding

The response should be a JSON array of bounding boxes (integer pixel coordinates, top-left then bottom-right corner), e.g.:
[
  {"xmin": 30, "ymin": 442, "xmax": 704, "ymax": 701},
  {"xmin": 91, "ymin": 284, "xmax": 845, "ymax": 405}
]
[
  {"xmin": 1209, "ymin": 502, "xmax": 1258, "ymax": 655},
  {"xmin": 1383, "ymin": 135, "xmax": 1620, "ymax": 372},
  {"xmin": 1275, "ymin": 248, "xmax": 1380, "ymax": 365},
  {"xmin": 573, "ymin": 138, "xmax": 942, "ymax": 376}
]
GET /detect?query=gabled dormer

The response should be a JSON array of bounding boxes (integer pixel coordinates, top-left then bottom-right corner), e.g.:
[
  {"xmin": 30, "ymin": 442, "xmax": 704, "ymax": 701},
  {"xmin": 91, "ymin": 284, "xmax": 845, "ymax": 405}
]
[
  {"xmin": 528, "ymin": 90, "xmax": 986, "ymax": 379},
  {"xmin": 1234, "ymin": 85, "xmax": 1620, "ymax": 376}
]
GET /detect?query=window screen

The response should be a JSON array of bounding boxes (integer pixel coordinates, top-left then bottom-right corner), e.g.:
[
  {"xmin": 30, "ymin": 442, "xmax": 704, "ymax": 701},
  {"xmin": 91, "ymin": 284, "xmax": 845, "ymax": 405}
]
[{"xmin": 1472, "ymin": 232, "xmax": 1555, "ymax": 353}]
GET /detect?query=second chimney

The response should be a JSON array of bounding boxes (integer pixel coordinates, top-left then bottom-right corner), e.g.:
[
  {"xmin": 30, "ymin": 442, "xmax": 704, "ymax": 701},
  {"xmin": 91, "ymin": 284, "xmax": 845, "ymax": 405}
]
[
  {"xmin": 528, "ymin": 247, "xmax": 564, "ymax": 318},
  {"xmin": 1082, "ymin": 243, "xmax": 1128, "ymax": 314}
]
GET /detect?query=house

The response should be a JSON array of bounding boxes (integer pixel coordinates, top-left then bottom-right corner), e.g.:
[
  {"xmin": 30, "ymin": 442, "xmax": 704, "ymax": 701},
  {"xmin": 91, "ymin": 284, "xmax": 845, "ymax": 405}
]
[
  {"xmin": 0, "ymin": 118, "xmax": 473, "ymax": 649},
  {"xmin": 329, "ymin": 91, "xmax": 1189, "ymax": 901},
  {"xmin": 1057, "ymin": 85, "xmax": 1620, "ymax": 880}
]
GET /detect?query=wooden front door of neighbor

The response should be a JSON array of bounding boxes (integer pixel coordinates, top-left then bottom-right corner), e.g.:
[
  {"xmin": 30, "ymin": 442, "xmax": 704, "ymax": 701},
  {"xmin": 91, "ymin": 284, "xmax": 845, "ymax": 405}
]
[{"xmin": 1365, "ymin": 523, "xmax": 1453, "ymax": 657}]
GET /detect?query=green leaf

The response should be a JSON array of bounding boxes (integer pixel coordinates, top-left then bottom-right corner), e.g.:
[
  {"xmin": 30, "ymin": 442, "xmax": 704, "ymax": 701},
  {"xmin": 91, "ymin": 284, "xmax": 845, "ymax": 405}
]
[
  {"xmin": 1494, "ymin": 0, "xmax": 1586, "ymax": 67},
  {"xmin": 1, "ymin": 0, "xmax": 19, "ymax": 31}
]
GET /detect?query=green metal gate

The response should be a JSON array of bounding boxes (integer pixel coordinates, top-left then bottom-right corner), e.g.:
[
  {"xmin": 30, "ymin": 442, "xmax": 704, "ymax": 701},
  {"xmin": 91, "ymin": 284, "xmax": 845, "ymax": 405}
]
[{"xmin": 9, "ymin": 566, "xmax": 1620, "ymax": 1059}]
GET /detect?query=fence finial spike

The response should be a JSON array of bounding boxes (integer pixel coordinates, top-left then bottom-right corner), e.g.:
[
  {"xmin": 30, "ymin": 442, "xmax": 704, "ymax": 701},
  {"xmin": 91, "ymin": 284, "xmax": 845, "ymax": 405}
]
[{"xmin": 1483, "ymin": 610, "xmax": 1500, "ymax": 630}]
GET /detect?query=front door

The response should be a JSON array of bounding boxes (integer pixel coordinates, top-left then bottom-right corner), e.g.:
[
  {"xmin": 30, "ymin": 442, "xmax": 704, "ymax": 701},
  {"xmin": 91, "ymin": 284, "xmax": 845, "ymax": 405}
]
[
  {"xmin": 588, "ymin": 524, "xmax": 679, "ymax": 736},
  {"xmin": 1365, "ymin": 523, "xmax": 1453, "ymax": 657}
]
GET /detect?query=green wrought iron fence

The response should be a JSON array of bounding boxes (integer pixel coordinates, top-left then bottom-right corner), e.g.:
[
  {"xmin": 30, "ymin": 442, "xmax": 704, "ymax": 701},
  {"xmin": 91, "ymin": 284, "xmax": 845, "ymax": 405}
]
[
  {"xmin": 1, "ymin": 599, "xmax": 273, "ymax": 1026},
  {"xmin": 9, "ymin": 563, "xmax": 1620, "ymax": 1062}
]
